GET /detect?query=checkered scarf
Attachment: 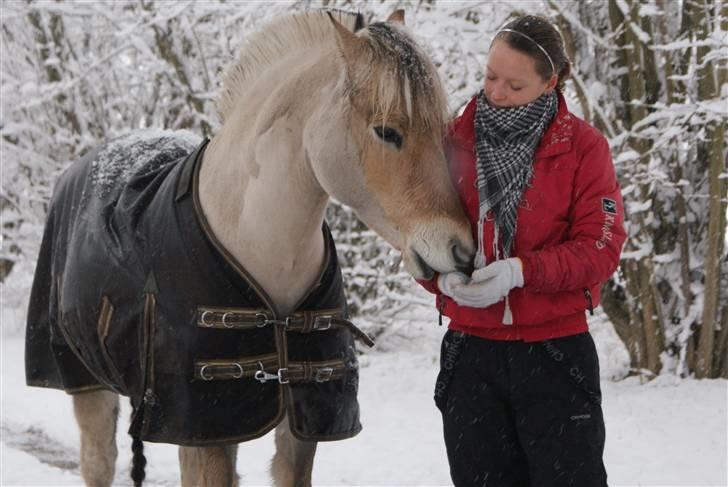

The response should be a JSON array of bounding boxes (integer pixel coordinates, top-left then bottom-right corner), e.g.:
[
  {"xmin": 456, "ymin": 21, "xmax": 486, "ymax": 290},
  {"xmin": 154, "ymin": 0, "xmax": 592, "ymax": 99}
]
[{"xmin": 474, "ymin": 90, "xmax": 558, "ymax": 258}]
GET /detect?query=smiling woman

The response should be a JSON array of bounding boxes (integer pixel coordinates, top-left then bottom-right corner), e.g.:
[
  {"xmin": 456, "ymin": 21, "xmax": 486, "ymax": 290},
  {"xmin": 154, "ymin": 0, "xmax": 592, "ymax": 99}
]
[{"xmin": 417, "ymin": 14, "xmax": 627, "ymax": 487}]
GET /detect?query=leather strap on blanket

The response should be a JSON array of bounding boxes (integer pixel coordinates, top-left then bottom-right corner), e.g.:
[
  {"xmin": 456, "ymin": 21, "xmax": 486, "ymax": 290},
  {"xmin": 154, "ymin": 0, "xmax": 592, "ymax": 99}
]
[
  {"xmin": 193, "ymin": 354, "xmax": 347, "ymax": 383},
  {"xmin": 196, "ymin": 306, "xmax": 375, "ymax": 347}
]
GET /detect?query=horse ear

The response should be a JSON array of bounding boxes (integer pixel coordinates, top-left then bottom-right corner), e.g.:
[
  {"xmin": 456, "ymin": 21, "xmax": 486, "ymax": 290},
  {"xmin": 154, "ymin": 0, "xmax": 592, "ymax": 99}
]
[
  {"xmin": 327, "ymin": 12, "xmax": 364, "ymax": 67},
  {"xmin": 387, "ymin": 9, "xmax": 405, "ymax": 24}
]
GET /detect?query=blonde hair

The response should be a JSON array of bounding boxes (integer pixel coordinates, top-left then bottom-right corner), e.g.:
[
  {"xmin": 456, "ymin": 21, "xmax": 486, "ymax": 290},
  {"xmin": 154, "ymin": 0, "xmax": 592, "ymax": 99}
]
[
  {"xmin": 217, "ymin": 11, "xmax": 448, "ymax": 130},
  {"xmin": 217, "ymin": 10, "xmax": 363, "ymax": 121}
]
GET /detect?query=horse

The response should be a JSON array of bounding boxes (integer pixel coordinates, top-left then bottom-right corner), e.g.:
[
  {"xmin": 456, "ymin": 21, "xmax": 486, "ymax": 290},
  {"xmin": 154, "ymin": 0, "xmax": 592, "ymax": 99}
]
[{"xmin": 24, "ymin": 9, "xmax": 474, "ymax": 486}]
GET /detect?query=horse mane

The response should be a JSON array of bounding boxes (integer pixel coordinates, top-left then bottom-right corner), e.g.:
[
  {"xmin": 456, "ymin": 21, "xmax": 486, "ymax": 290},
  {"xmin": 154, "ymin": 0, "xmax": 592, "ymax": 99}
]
[
  {"xmin": 217, "ymin": 10, "xmax": 364, "ymax": 121},
  {"xmin": 356, "ymin": 21, "xmax": 448, "ymax": 129},
  {"xmin": 217, "ymin": 10, "xmax": 448, "ymax": 131}
]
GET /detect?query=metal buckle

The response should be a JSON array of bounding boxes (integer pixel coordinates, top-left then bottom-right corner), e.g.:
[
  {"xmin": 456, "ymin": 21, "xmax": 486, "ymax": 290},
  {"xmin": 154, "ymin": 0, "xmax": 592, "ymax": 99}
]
[
  {"xmin": 221, "ymin": 312, "xmax": 235, "ymax": 328},
  {"xmin": 255, "ymin": 312, "xmax": 269, "ymax": 328},
  {"xmin": 199, "ymin": 362, "xmax": 243, "ymax": 381},
  {"xmin": 200, "ymin": 310, "xmax": 215, "ymax": 327},
  {"xmin": 314, "ymin": 367, "xmax": 334, "ymax": 383},
  {"xmin": 254, "ymin": 362, "xmax": 289, "ymax": 384},
  {"xmin": 313, "ymin": 315, "xmax": 332, "ymax": 331},
  {"xmin": 231, "ymin": 362, "xmax": 244, "ymax": 379},
  {"xmin": 266, "ymin": 317, "xmax": 292, "ymax": 329},
  {"xmin": 254, "ymin": 370, "xmax": 276, "ymax": 383},
  {"xmin": 199, "ymin": 364, "xmax": 214, "ymax": 381}
]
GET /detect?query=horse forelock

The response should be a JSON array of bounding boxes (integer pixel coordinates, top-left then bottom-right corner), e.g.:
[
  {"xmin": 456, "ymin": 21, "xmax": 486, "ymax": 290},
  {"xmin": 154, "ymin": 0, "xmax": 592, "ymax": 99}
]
[
  {"xmin": 216, "ymin": 10, "xmax": 365, "ymax": 122},
  {"xmin": 361, "ymin": 22, "xmax": 447, "ymax": 131}
]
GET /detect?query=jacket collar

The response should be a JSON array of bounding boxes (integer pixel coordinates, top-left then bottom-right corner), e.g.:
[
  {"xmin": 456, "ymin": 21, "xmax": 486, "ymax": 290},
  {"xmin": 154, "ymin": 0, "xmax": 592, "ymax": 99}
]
[{"xmin": 448, "ymin": 91, "xmax": 574, "ymax": 159}]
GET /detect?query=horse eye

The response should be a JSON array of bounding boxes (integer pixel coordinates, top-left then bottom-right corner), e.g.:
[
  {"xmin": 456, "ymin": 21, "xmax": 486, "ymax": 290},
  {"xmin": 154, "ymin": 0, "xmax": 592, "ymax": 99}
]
[{"xmin": 373, "ymin": 126, "xmax": 403, "ymax": 149}]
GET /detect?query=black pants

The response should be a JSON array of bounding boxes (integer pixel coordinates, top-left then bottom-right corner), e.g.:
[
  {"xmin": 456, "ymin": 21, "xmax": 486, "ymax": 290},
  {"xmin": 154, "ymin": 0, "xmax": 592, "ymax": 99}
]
[{"xmin": 435, "ymin": 331, "xmax": 608, "ymax": 487}]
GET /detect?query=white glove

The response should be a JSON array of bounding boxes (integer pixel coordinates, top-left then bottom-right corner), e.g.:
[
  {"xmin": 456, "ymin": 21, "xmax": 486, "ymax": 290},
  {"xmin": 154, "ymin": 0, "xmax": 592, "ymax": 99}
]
[
  {"xmin": 437, "ymin": 272, "xmax": 470, "ymax": 298},
  {"xmin": 448, "ymin": 258, "xmax": 524, "ymax": 308}
]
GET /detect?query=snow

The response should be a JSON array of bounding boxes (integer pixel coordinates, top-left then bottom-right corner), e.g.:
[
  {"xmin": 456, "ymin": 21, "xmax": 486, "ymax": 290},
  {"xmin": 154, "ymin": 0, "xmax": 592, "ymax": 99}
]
[
  {"xmin": 629, "ymin": 21, "xmax": 651, "ymax": 44},
  {"xmin": 1, "ymin": 296, "xmax": 726, "ymax": 486},
  {"xmin": 615, "ymin": 150, "xmax": 640, "ymax": 164},
  {"xmin": 638, "ymin": 3, "xmax": 661, "ymax": 17},
  {"xmin": 89, "ymin": 130, "xmax": 200, "ymax": 197}
]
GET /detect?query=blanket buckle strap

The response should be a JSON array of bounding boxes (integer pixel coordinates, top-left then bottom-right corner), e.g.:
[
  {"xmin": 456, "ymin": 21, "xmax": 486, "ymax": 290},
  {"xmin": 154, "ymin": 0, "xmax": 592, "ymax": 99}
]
[
  {"xmin": 264, "ymin": 317, "xmax": 292, "ymax": 329},
  {"xmin": 254, "ymin": 361, "xmax": 289, "ymax": 384},
  {"xmin": 313, "ymin": 315, "xmax": 332, "ymax": 331},
  {"xmin": 199, "ymin": 362, "xmax": 244, "ymax": 381},
  {"xmin": 314, "ymin": 367, "xmax": 334, "ymax": 383}
]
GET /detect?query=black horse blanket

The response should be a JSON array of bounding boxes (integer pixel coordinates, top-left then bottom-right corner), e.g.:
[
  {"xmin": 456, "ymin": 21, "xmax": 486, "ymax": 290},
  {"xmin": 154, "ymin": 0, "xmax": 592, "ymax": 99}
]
[{"xmin": 25, "ymin": 132, "xmax": 366, "ymax": 445}]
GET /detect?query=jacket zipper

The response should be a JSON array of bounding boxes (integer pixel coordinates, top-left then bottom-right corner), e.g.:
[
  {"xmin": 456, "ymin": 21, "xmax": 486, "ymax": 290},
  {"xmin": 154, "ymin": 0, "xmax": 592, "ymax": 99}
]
[
  {"xmin": 584, "ymin": 288, "xmax": 594, "ymax": 316},
  {"xmin": 438, "ymin": 297, "xmax": 445, "ymax": 327}
]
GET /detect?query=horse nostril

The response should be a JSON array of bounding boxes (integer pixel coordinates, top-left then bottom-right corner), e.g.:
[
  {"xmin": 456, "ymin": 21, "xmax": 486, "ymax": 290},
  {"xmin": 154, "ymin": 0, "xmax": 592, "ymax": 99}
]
[
  {"xmin": 413, "ymin": 250, "xmax": 435, "ymax": 280},
  {"xmin": 450, "ymin": 240, "xmax": 474, "ymax": 274}
]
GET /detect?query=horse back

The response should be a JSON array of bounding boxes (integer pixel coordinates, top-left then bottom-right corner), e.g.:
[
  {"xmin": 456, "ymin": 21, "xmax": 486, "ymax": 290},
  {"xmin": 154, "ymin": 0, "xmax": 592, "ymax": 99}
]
[{"xmin": 25, "ymin": 132, "xmax": 198, "ymax": 394}]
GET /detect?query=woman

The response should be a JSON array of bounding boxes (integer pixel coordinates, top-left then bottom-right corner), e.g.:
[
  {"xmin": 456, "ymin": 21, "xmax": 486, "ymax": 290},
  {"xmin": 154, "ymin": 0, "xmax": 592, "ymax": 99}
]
[{"xmin": 419, "ymin": 15, "xmax": 626, "ymax": 487}]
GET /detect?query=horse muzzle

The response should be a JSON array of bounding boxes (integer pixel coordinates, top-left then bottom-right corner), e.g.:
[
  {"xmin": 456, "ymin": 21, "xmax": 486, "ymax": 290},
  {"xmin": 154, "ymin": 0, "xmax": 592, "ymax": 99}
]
[{"xmin": 403, "ymin": 222, "xmax": 475, "ymax": 280}]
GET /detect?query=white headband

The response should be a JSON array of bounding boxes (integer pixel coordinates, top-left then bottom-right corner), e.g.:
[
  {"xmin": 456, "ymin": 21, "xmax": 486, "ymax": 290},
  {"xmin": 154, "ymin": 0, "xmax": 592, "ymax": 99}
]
[{"xmin": 497, "ymin": 28, "xmax": 556, "ymax": 76}]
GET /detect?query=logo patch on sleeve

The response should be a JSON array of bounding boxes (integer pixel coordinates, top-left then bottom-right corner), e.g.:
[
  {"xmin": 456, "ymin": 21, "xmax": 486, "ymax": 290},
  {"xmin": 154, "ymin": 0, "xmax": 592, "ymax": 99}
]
[{"xmin": 602, "ymin": 198, "xmax": 617, "ymax": 214}]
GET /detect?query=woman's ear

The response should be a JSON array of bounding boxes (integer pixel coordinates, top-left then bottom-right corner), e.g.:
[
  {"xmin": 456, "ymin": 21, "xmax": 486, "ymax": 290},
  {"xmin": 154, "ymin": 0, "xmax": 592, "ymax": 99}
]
[{"xmin": 545, "ymin": 73, "xmax": 558, "ymax": 92}]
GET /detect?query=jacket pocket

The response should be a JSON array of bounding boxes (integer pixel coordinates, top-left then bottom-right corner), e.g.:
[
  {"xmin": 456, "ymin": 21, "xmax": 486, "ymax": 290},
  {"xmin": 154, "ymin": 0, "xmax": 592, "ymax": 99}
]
[{"xmin": 96, "ymin": 295, "xmax": 128, "ymax": 394}]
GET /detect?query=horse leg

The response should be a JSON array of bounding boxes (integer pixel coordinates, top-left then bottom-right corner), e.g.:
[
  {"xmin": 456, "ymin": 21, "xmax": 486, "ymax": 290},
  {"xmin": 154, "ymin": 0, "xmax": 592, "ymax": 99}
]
[
  {"xmin": 72, "ymin": 389, "xmax": 119, "ymax": 487},
  {"xmin": 179, "ymin": 444, "xmax": 239, "ymax": 487},
  {"xmin": 271, "ymin": 416, "xmax": 317, "ymax": 487}
]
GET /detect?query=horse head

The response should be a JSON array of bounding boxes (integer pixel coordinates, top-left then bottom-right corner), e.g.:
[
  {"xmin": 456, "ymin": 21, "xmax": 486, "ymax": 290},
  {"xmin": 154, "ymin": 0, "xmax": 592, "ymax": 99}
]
[{"xmin": 306, "ymin": 11, "xmax": 474, "ymax": 279}]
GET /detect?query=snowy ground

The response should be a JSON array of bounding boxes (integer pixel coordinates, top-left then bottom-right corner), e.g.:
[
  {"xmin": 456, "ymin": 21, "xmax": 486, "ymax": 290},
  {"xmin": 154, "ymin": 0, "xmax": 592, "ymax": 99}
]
[{"xmin": 1, "ymin": 284, "xmax": 726, "ymax": 486}]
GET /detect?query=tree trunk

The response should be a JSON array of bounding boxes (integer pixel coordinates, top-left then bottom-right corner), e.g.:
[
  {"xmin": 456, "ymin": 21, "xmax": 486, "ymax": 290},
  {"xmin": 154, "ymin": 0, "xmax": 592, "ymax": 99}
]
[
  {"xmin": 656, "ymin": 0, "xmax": 695, "ymax": 375},
  {"xmin": 608, "ymin": 0, "xmax": 632, "ymax": 126},
  {"xmin": 717, "ymin": 305, "xmax": 728, "ymax": 378},
  {"xmin": 640, "ymin": 16, "xmax": 660, "ymax": 106},
  {"xmin": 696, "ymin": 115, "xmax": 724, "ymax": 378},
  {"xmin": 692, "ymin": 0, "xmax": 724, "ymax": 379},
  {"xmin": 27, "ymin": 11, "xmax": 82, "ymax": 139},
  {"xmin": 713, "ymin": 2, "xmax": 728, "ymax": 379},
  {"xmin": 602, "ymin": 279, "xmax": 643, "ymax": 372}
]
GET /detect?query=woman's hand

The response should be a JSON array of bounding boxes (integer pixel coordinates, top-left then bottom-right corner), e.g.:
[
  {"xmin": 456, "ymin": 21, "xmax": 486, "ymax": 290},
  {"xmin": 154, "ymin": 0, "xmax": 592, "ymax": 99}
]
[
  {"xmin": 437, "ymin": 272, "xmax": 471, "ymax": 297},
  {"xmin": 446, "ymin": 258, "xmax": 524, "ymax": 308}
]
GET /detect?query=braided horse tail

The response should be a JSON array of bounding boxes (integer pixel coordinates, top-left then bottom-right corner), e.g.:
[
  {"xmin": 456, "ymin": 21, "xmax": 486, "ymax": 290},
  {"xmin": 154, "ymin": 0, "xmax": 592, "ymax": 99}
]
[{"xmin": 130, "ymin": 401, "xmax": 147, "ymax": 486}]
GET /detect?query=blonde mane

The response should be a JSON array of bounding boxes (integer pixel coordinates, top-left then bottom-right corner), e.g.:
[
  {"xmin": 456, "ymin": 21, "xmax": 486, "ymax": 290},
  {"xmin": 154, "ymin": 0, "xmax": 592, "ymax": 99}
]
[
  {"xmin": 353, "ymin": 21, "xmax": 448, "ymax": 129},
  {"xmin": 217, "ymin": 10, "xmax": 362, "ymax": 121},
  {"xmin": 217, "ymin": 9, "xmax": 448, "ymax": 131}
]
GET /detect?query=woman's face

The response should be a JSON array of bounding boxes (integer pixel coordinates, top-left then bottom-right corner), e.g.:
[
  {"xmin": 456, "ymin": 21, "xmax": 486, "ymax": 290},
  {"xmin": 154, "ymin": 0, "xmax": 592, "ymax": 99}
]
[{"xmin": 484, "ymin": 39, "xmax": 557, "ymax": 108}]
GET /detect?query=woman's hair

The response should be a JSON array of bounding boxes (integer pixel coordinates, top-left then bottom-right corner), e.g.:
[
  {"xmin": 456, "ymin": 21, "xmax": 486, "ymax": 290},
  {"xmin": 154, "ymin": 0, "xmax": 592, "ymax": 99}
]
[{"xmin": 494, "ymin": 15, "xmax": 571, "ymax": 91}]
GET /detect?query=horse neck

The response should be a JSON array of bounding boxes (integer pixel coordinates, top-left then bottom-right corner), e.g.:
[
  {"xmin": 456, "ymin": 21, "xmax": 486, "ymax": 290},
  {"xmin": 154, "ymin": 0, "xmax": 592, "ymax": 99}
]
[{"xmin": 197, "ymin": 54, "xmax": 340, "ymax": 316}]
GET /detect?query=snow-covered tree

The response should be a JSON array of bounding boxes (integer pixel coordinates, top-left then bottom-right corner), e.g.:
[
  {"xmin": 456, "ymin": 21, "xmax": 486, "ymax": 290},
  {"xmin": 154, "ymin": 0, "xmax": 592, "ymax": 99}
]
[{"xmin": 547, "ymin": 0, "xmax": 727, "ymax": 378}]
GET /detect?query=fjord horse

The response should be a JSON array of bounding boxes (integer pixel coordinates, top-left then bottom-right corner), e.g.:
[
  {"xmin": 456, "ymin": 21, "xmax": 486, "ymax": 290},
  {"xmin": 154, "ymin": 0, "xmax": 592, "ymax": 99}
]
[{"xmin": 35, "ymin": 9, "xmax": 473, "ymax": 486}]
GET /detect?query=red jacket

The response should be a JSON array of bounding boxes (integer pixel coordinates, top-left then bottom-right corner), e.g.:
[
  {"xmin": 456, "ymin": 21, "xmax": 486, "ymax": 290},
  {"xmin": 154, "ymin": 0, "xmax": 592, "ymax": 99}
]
[{"xmin": 419, "ymin": 93, "xmax": 626, "ymax": 342}]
